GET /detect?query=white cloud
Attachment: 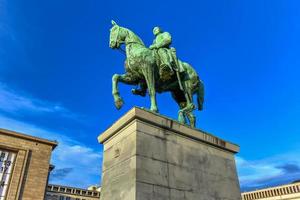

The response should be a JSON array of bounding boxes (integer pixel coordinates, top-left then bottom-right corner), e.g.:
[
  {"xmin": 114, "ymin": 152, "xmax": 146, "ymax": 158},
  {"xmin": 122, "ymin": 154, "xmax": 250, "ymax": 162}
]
[
  {"xmin": 51, "ymin": 143, "xmax": 102, "ymax": 186},
  {"xmin": 237, "ymin": 151, "xmax": 300, "ymax": 191},
  {"xmin": 0, "ymin": 82, "xmax": 82, "ymax": 120},
  {"xmin": 0, "ymin": 114, "xmax": 61, "ymax": 140}
]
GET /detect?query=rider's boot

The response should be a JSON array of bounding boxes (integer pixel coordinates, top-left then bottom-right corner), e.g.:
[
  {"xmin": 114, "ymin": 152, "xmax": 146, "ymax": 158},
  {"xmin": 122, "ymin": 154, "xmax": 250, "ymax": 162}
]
[{"xmin": 159, "ymin": 63, "xmax": 174, "ymax": 81}]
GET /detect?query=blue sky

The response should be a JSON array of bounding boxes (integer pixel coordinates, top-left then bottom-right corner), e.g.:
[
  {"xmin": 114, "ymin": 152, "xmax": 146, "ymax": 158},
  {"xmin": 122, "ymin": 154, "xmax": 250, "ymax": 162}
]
[{"xmin": 1, "ymin": 0, "xmax": 300, "ymax": 191}]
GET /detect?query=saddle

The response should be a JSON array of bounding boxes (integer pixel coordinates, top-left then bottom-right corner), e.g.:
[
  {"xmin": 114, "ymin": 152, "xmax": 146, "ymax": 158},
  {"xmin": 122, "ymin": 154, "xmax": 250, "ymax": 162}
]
[{"xmin": 152, "ymin": 48, "xmax": 185, "ymax": 81}]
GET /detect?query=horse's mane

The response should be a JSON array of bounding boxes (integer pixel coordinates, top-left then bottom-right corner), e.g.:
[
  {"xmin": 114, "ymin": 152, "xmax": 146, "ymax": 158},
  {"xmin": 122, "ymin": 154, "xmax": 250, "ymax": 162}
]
[{"xmin": 123, "ymin": 27, "xmax": 145, "ymax": 46}]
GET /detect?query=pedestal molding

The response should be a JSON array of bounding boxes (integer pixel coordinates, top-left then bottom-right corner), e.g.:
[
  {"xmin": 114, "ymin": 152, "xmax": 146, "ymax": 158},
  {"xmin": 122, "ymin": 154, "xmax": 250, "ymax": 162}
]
[{"xmin": 98, "ymin": 107, "xmax": 239, "ymax": 153}]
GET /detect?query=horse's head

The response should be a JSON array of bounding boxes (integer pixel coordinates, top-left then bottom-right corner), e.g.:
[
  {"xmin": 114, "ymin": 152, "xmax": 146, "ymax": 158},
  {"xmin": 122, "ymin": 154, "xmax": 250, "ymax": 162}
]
[{"xmin": 109, "ymin": 20, "xmax": 127, "ymax": 49}]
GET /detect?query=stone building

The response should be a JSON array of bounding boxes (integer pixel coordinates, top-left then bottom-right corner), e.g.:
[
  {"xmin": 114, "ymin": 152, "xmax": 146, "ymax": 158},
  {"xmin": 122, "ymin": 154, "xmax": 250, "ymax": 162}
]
[
  {"xmin": 241, "ymin": 182, "xmax": 300, "ymax": 200},
  {"xmin": 0, "ymin": 128, "xmax": 57, "ymax": 200},
  {"xmin": 46, "ymin": 184, "xmax": 101, "ymax": 200}
]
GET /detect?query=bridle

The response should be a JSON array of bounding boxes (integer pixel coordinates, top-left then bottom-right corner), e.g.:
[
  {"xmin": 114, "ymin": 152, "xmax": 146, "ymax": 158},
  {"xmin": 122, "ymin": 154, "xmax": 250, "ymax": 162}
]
[
  {"xmin": 111, "ymin": 25, "xmax": 143, "ymax": 55},
  {"xmin": 111, "ymin": 25, "xmax": 121, "ymax": 48},
  {"xmin": 110, "ymin": 25, "xmax": 127, "ymax": 55}
]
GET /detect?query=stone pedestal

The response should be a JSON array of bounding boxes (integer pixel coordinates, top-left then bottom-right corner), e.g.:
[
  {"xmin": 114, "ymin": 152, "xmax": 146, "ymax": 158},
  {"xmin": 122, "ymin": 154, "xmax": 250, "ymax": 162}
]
[{"xmin": 98, "ymin": 107, "xmax": 241, "ymax": 200}]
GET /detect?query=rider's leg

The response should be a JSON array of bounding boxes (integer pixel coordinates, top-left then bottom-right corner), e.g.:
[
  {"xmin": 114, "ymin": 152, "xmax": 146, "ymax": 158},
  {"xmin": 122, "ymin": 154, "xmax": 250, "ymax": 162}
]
[{"xmin": 158, "ymin": 49, "xmax": 173, "ymax": 81}]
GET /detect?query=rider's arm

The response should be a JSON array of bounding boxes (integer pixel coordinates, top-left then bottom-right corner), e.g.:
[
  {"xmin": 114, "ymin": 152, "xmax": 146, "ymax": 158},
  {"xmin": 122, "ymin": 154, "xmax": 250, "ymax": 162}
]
[
  {"xmin": 149, "ymin": 39, "xmax": 157, "ymax": 49},
  {"xmin": 156, "ymin": 32, "xmax": 172, "ymax": 48}
]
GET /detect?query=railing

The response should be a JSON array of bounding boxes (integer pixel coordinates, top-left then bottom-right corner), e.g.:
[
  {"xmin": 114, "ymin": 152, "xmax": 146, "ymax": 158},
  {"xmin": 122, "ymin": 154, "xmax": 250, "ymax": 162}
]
[
  {"xmin": 47, "ymin": 184, "xmax": 101, "ymax": 198},
  {"xmin": 242, "ymin": 182, "xmax": 300, "ymax": 200}
]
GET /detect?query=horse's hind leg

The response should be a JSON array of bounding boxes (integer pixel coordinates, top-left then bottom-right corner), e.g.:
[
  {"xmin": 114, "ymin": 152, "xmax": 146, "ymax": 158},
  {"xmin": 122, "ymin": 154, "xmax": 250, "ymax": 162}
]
[
  {"xmin": 186, "ymin": 109, "xmax": 196, "ymax": 128},
  {"xmin": 178, "ymin": 103, "xmax": 187, "ymax": 125},
  {"xmin": 183, "ymin": 82, "xmax": 196, "ymax": 127},
  {"xmin": 171, "ymin": 90, "xmax": 187, "ymax": 125},
  {"xmin": 174, "ymin": 92, "xmax": 196, "ymax": 127}
]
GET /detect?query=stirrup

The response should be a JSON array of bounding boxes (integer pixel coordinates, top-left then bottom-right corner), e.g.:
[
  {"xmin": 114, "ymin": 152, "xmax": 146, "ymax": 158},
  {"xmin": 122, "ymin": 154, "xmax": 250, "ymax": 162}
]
[{"xmin": 160, "ymin": 64, "xmax": 173, "ymax": 73}]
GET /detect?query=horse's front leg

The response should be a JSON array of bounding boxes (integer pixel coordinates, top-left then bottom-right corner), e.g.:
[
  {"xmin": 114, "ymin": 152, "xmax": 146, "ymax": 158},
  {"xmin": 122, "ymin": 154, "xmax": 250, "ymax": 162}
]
[
  {"xmin": 112, "ymin": 74, "xmax": 124, "ymax": 109},
  {"xmin": 142, "ymin": 65, "xmax": 158, "ymax": 112},
  {"xmin": 112, "ymin": 73, "xmax": 137, "ymax": 110}
]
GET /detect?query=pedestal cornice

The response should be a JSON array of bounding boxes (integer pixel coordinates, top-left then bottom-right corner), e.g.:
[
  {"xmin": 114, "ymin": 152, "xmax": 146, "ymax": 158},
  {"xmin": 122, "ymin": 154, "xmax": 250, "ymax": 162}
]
[{"xmin": 98, "ymin": 107, "xmax": 239, "ymax": 153}]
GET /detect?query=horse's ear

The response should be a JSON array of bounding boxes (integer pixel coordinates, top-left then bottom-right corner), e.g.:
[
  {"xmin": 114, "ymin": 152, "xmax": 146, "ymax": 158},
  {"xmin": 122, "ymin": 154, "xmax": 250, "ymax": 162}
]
[{"xmin": 111, "ymin": 20, "xmax": 117, "ymax": 26}]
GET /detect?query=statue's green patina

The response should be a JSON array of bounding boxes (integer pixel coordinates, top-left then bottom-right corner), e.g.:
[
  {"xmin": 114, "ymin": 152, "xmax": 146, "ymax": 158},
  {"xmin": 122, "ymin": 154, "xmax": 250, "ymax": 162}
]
[{"xmin": 109, "ymin": 20, "xmax": 204, "ymax": 127}]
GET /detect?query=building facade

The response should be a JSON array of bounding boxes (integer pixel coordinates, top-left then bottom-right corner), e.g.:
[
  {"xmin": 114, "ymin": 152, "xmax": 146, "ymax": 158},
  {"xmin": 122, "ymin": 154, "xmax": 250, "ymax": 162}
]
[
  {"xmin": 0, "ymin": 128, "xmax": 57, "ymax": 200},
  {"xmin": 242, "ymin": 182, "xmax": 300, "ymax": 200},
  {"xmin": 46, "ymin": 184, "xmax": 101, "ymax": 200}
]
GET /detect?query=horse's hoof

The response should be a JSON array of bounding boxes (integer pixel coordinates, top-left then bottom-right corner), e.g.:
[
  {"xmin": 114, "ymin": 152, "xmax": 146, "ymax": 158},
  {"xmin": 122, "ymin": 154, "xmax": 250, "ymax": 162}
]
[
  {"xmin": 114, "ymin": 98, "xmax": 124, "ymax": 110},
  {"xmin": 131, "ymin": 89, "xmax": 138, "ymax": 95},
  {"xmin": 178, "ymin": 114, "xmax": 186, "ymax": 124},
  {"xmin": 131, "ymin": 89, "xmax": 146, "ymax": 97},
  {"xmin": 150, "ymin": 108, "xmax": 159, "ymax": 113}
]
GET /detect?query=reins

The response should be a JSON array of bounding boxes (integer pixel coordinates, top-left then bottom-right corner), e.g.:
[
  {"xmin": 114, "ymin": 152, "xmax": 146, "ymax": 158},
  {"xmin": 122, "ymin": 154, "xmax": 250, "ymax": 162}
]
[
  {"xmin": 112, "ymin": 26, "xmax": 144, "ymax": 55},
  {"xmin": 117, "ymin": 47, "xmax": 126, "ymax": 55}
]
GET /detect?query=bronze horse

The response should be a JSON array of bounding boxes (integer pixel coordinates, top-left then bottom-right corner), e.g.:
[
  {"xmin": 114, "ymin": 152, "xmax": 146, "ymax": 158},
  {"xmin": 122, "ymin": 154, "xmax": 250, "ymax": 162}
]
[{"xmin": 109, "ymin": 21, "xmax": 204, "ymax": 127}]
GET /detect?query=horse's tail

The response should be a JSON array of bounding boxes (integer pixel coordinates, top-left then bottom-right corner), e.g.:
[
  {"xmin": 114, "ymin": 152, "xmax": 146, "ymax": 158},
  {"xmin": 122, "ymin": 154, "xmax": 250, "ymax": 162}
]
[{"xmin": 196, "ymin": 79, "xmax": 204, "ymax": 110}]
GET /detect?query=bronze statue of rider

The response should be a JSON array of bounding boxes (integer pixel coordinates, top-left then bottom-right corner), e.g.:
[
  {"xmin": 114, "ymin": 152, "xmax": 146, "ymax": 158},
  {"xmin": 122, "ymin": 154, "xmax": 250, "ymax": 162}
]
[
  {"xmin": 149, "ymin": 26, "xmax": 196, "ymax": 115},
  {"xmin": 149, "ymin": 26, "xmax": 178, "ymax": 81}
]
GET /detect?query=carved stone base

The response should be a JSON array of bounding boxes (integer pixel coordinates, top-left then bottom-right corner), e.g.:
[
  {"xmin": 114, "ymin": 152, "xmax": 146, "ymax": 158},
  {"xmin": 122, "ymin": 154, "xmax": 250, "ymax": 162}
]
[{"xmin": 98, "ymin": 107, "xmax": 241, "ymax": 200}]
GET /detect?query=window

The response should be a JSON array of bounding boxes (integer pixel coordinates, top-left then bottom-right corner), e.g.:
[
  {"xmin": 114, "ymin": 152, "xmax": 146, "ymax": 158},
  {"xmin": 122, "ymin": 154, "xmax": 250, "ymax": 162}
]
[
  {"xmin": 0, "ymin": 149, "xmax": 16, "ymax": 200},
  {"xmin": 93, "ymin": 192, "xmax": 98, "ymax": 196}
]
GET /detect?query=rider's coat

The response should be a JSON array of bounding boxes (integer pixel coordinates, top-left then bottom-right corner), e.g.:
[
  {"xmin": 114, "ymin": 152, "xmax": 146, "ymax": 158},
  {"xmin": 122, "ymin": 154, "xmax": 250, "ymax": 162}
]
[{"xmin": 151, "ymin": 32, "xmax": 173, "ymax": 68}]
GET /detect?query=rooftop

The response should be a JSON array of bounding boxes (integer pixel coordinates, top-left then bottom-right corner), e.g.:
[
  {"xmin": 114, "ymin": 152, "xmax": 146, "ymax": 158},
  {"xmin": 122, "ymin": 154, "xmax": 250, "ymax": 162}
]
[{"xmin": 0, "ymin": 128, "xmax": 58, "ymax": 149}]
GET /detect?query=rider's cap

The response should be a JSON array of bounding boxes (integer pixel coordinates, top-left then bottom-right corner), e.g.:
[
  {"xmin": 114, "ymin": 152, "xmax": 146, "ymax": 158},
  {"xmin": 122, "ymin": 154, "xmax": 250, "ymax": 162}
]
[{"xmin": 153, "ymin": 26, "xmax": 162, "ymax": 35}]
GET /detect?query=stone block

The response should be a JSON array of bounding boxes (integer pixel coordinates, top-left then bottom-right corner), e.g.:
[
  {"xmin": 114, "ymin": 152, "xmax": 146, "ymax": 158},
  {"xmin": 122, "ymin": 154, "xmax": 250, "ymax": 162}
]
[{"xmin": 98, "ymin": 107, "xmax": 241, "ymax": 200}]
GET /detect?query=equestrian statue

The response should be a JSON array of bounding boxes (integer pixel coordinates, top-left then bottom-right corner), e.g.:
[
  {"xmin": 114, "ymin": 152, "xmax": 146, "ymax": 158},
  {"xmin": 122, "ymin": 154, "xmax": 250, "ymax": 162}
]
[{"xmin": 109, "ymin": 20, "xmax": 204, "ymax": 128}]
